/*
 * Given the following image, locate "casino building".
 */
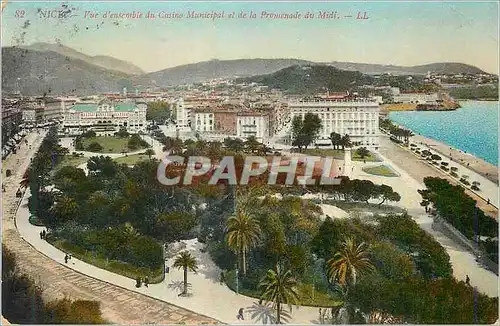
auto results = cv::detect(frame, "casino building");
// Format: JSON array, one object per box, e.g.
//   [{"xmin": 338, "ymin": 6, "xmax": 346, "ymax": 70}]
[{"xmin": 62, "ymin": 99, "xmax": 147, "ymax": 136}]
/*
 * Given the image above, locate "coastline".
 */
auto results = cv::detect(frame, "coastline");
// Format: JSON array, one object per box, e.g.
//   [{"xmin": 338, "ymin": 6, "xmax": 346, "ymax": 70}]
[
  {"xmin": 386, "ymin": 116, "xmax": 498, "ymax": 185},
  {"xmin": 410, "ymin": 133, "xmax": 498, "ymax": 185}
]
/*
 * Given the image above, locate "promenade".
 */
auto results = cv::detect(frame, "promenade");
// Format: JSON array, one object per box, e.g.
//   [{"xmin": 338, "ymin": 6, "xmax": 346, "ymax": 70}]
[{"xmin": 412, "ymin": 134, "xmax": 498, "ymax": 185}]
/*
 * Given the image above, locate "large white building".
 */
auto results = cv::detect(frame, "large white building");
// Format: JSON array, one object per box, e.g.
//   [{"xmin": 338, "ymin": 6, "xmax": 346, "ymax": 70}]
[
  {"xmin": 393, "ymin": 92, "xmax": 439, "ymax": 104},
  {"xmin": 173, "ymin": 98, "xmax": 192, "ymax": 131},
  {"xmin": 288, "ymin": 97, "xmax": 380, "ymax": 149},
  {"xmin": 62, "ymin": 99, "xmax": 147, "ymax": 136},
  {"xmin": 236, "ymin": 112, "xmax": 270, "ymax": 142}
]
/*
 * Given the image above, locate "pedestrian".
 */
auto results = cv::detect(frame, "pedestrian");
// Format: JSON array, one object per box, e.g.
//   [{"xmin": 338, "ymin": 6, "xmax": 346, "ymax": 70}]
[
  {"xmin": 466, "ymin": 274, "xmax": 470, "ymax": 286},
  {"xmin": 220, "ymin": 271, "xmax": 225, "ymax": 285},
  {"xmin": 319, "ymin": 308, "xmax": 322, "ymax": 321},
  {"xmin": 40, "ymin": 231, "xmax": 43, "ymax": 239},
  {"xmin": 237, "ymin": 308, "xmax": 244, "ymax": 320},
  {"xmin": 259, "ymin": 298, "xmax": 263, "ymax": 305},
  {"xmin": 42, "ymin": 230, "xmax": 46, "ymax": 239},
  {"xmin": 487, "ymin": 198, "xmax": 490, "ymax": 205},
  {"xmin": 144, "ymin": 277, "xmax": 149, "ymax": 287},
  {"xmin": 64, "ymin": 254, "xmax": 68, "ymax": 264}
]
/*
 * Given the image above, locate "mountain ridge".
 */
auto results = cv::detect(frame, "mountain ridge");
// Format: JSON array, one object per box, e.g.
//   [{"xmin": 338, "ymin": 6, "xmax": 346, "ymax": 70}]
[
  {"xmin": 21, "ymin": 42, "xmax": 145, "ymax": 75},
  {"xmin": 2, "ymin": 43, "xmax": 491, "ymax": 95}
]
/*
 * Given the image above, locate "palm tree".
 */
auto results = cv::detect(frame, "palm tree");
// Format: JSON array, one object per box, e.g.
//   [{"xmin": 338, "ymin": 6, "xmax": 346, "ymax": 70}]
[
  {"xmin": 173, "ymin": 251, "xmax": 198, "ymax": 296},
  {"xmin": 259, "ymin": 265, "xmax": 299, "ymax": 324},
  {"xmin": 340, "ymin": 134, "xmax": 352, "ymax": 150},
  {"xmin": 50, "ymin": 195, "xmax": 78, "ymax": 220},
  {"xmin": 144, "ymin": 148, "xmax": 155, "ymax": 159},
  {"xmin": 226, "ymin": 211, "xmax": 261, "ymax": 276},
  {"xmin": 245, "ymin": 136, "xmax": 261, "ymax": 154},
  {"xmin": 326, "ymin": 237, "xmax": 374, "ymax": 287}
]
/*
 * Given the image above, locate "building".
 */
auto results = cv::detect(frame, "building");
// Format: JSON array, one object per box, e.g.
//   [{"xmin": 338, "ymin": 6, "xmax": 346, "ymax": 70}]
[
  {"xmin": 173, "ymin": 98, "xmax": 192, "ymax": 131},
  {"xmin": 236, "ymin": 112, "xmax": 270, "ymax": 142},
  {"xmin": 393, "ymin": 91, "xmax": 439, "ymax": 104},
  {"xmin": 193, "ymin": 109, "xmax": 215, "ymax": 132},
  {"xmin": 288, "ymin": 95, "xmax": 380, "ymax": 149},
  {"xmin": 214, "ymin": 110, "xmax": 237, "ymax": 135},
  {"xmin": 62, "ymin": 99, "xmax": 147, "ymax": 136},
  {"xmin": 2, "ymin": 101, "xmax": 23, "ymax": 146}
]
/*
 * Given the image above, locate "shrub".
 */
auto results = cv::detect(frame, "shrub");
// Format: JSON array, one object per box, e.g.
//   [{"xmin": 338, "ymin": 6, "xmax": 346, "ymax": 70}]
[
  {"xmin": 87, "ymin": 142, "xmax": 103, "ymax": 152},
  {"xmin": 44, "ymin": 298, "xmax": 106, "ymax": 324}
]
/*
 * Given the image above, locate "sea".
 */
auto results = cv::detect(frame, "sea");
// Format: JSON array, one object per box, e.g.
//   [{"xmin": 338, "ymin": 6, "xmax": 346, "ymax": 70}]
[{"xmin": 389, "ymin": 101, "xmax": 499, "ymax": 166}]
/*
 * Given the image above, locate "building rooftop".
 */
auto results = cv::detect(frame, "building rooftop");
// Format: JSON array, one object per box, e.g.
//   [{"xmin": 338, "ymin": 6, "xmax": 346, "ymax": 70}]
[{"xmin": 70, "ymin": 103, "xmax": 137, "ymax": 112}]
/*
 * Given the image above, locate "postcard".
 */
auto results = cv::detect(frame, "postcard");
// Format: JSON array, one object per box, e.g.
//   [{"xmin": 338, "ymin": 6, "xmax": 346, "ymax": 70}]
[{"xmin": 1, "ymin": 1, "xmax": 498, "ymax": 325}]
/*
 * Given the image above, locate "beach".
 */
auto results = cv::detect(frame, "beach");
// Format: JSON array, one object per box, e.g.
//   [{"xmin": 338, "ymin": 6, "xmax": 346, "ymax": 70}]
[
  {"xmin": 412, "ymin": 134, "xmax": 499, "ymax": 185},
  {"xmin": 378, "ymin": 134, "xmax": 498, "ymax": 219}
]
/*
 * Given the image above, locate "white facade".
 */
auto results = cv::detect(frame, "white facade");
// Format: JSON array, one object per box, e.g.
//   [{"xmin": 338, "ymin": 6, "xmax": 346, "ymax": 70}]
[
  {"xmin": 174, "ymin": 98, "xmax": 192, "ymax": 131},
  {"xmin": 236, "ymin": 114, "xmax": 269, "ymax": 142},
  {"xmin": 62, "ymin": 101, "xmax": 147, "ymax": 136},
  {"xmin": 194, "ymin": 112, "xmax": 214, "ymax": 132},
  {"xmin": 22, "ymin": 109, "xmax": 36, "ymax": 122},
  {"xmin": 393, "ymin": 92, "xmax": 439, "ymax": 104},
  {"xmin": 288, "ymin": 98, "xmax": 380, "ymax": 149}
]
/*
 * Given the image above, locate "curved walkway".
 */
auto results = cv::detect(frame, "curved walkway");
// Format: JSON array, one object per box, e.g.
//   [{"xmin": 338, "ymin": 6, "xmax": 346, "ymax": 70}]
[
  {"xmin": 16, "ymin": 187, "xmax": 321, "ymax": 324},
  {"xmin": 2, "ymin": 131, "xmax": 218, "ymax": 325}
]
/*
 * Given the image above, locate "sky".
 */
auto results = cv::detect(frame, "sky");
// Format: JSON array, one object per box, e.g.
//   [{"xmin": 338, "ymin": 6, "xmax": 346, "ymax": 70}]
[{"xmin": 1, "ymin": 1, "xmax": 499, "ymax": 74}]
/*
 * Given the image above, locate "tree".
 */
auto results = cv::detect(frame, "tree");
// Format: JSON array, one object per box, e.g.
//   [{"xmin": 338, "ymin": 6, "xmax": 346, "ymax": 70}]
[
  {"xmin": 224, "ymin": 138, "xmax": 245, "ymax": 153},
  {"xmin": 86, "ymin": 142, "xmax": 103, "ymax": 152},
  {"xmin": 144, "ymin": 148, "xmax": 155, "ymax": 159},
  {"xmin": 376, "ymin": 185, "xmax": 401, "ymax": 206},
  {"xmin": 291, "ymin": 114, "xmax": 322, "ymax": 151},
  {"xmin": 355, "ymin": 147, "xmax": 369, "ymax": 159},
  {"xmin": 259, "ymin": 265, "xmax": 299, "ymax": 324},
  {"xmin": 330, "ymin": 132, "xmax": 342, "ymax": 150},
  {"xmin": 326, "ymin": 237, "xmax": 374, "ymax": 287},
  {"xmin": 50, "ymin": 195, "xmax": 78, "ymax": 222},
  {"xmin": 340, "ymin": 134, "xmax": 352, "ymax": 150},
  {"xmin": 226, "ymin": 211, "xmax": 261, "ymax": 276},
  {"xmin": 173, "ymin": 251, "xmax": 198, "ymax": 296},
  {"xmin": 156, "ymin": 211, "xmax": 198, "ymax": 243},
  {"xmin": 87, "ymin": 156, "xmax": 117, "ymax": 178},
  {"xmin": 245, "ymin": 136, "xmax": 261, "ymax": 154},
  {"xmin": 115, "ymin": 127, "xmax": 129, "ymax": 138}
]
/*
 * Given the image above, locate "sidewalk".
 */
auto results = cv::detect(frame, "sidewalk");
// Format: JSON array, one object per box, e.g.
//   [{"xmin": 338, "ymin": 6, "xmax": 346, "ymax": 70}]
[
  {"xmin": 411, "ymin": 137, "xmax": 498, "ymax": 208},
  {"xmin": 16, "ymin": 188, "xmax": 320, "ymax": 324},
  {"xmin": 367, "ymin": 142, "xmax": 498, "ymax": 297}
]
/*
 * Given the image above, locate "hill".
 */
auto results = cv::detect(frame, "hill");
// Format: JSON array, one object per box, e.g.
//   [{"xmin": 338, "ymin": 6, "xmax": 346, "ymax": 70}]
[
  {"xmin": 327, "ymin": 61, "xmax": 486, "ymax": 75},
  {"xmin": 239, "ymin": 65, "xmax": 374, "ymax": 94},
  {"xmin": 2, "ymin": 47, "xmax": 133, "ymax": 96},
  {"xmin": 22, "ymin": 42, "xmax": 145, "ymax": 75},
  {"xmin": 133, "ymin": 58, "xmax": 313, "ymax": 88}
]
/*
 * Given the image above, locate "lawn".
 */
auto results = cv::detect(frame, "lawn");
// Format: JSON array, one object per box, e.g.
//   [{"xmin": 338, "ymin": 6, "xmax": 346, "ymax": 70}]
[
  {"xmin": 362, "ymin": 165, "xmax": 400, "ymax": 177},
  {"xmin": 50, "ymin": 155, "xmax": 88, "ymax": 175},
  {"xmin": 82, "ymin": 136, "xmax": 131, "ymax": 153},
  {"xmin": 224, "ymin": 270, "xmax": 341, "ymax": 307},
  {"xmin": 114, "ymin": 154, "xmax": 151, "ymax": 165},
  {"xmin": 304, "ymin": 148, "xmax": 381, "ymax": 162},
  {"xmin": 48, "ymin": 238, "xmax": 165, "ymax": 284}
]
